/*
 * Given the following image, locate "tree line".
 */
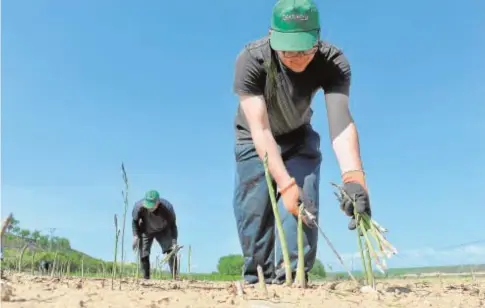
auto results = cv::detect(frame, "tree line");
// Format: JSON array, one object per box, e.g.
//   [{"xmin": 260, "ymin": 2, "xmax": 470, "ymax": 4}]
[
  {"xmin": 216, "ymin": 254, "xmax": 327, "ymax": 279},
  {"xmin": 4, "ymin": 215, "xmax": 71, "ymax": 251}
]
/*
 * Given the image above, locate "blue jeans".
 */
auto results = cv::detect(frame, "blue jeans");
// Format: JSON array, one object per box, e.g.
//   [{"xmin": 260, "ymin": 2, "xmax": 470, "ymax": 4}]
[{"xmin": 233, "ymin": 125, "xmax": 322, "ymax": 284}]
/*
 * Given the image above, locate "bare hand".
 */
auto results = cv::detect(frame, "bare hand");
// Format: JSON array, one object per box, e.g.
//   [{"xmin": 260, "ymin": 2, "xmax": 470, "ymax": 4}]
[
  {"xmin": 281, "ymin": 181, "xmax": 300, "ymax": 216},
  {"xmin": 132, "ymin": 236, "xmax": 139, "ymax": 251},
  {"xmin": 280, "ymin": 178, "xmax": 316, "ymax": 227}
]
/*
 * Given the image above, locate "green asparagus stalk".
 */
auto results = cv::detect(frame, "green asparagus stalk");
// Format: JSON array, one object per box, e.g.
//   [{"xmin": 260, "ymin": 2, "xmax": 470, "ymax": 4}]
[
  {"xmin": 161, "ymin": 245, "xmax": 183, "ymax": 264},
  {"xmin": 112, "ymin": 214, "xmax": 120, "ymax": 290},
  {"xmin": 358, "ymin": 220, "xmax": 375, "ymax": 287},
  {"xmin": 263, "ymin": 153, "xmax": 292, "ymax": 286},
  {"xmin": 356, "ymin": 230, "xmax": 368, "ymax": 283},
  {"xmin": 135, "ymin": 250, "xmax": 140, "ymax": 280},
  {"xmin": 119, "ymin": 163, "xmax": 129, "ymax": 288},
  {"xmin": 330, "ymin": 182, "xmax": 397, "ymax": 288},
  {"xmin": 295, "ymin": 204, "xmax": 306, "ymax": 288},
  {"xmin": 188, "ymin": 245, "xmax": 192, "ymax": 275}
]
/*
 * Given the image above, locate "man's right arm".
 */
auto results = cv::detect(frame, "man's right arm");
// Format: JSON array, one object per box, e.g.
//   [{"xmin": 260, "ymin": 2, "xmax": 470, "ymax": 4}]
[
  {"xmin": 239, "ymin": 95, "xmax": 292, "ymax": 188},
  {"xmin": 234, "ymin": 49, "xmax": 292, "ymax": 189},
  {"xmin": 131, "ymin": 203, "xmax": 142, "ymax": 237}
]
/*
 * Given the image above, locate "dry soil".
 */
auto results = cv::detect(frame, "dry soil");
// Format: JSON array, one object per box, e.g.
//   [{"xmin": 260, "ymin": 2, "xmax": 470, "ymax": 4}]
[{"xmin": 1, "ymin": 272, "xmax": 484, "ymax": 307}]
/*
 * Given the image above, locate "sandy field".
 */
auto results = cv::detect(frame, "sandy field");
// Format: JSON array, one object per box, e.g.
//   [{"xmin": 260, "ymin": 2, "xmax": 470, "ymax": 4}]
[{"xmin": 1, "ymin": 272, "xmax": 484, "ymax": 308}]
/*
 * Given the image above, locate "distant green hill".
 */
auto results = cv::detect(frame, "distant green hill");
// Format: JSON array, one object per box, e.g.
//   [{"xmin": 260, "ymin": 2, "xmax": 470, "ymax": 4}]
[
  {"xmin": 325, "ymin": 263, "xmax": 485, "ymax": 280},
  {"xmin": 386, "ymin": 264, "xmax": 485, "ymax": 275},
  {"xmin": 1, "ymin": 232, "xmax": 108, "ymax": 273},
  {"xmin": 0, "ymin": 215, "xmax": 128, "ymax": 275}
]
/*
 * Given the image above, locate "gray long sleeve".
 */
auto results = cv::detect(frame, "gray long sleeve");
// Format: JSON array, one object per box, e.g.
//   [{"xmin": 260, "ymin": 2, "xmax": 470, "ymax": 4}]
[
  {"xmin": 325, "ymin": 91, "xmax": 354, "ymax": 142},
  {"xmin": 321, "ymin": 49, "xmax": 354, "ymax": 142}
]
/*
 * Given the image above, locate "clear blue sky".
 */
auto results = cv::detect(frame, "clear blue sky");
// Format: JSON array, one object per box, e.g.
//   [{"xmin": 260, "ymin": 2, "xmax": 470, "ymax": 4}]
[{"xmin": 2, "ymin": 0, "xmax": 484, "ymax": 273}]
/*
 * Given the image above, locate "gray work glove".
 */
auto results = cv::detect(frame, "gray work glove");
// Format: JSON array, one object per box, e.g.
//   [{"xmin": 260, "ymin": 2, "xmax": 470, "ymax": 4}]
[{"xmin": 339, "ymin": 182, "xmax": 372, "ymax": 230}]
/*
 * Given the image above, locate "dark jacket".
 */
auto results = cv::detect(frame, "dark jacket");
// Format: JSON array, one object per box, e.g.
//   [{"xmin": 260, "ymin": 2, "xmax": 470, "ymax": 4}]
[{"xmin": 131, "ymin": 198, "xmax": 178, "ymax": 239}]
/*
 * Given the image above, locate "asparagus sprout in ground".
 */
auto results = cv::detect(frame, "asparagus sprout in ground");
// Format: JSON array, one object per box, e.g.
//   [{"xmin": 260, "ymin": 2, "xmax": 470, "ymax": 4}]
[
  {"xmin": 295, "ymin": 204, "xmax": 306, "ymax": 288},
  {"xmin": 188, "ymin": 245, "xmax": 192, "ymax": 275},
  {"xmin": 119, "ymin": 162, "xmax": 129, "ymax": 288},
  {"xmin": 263, "ymin": 153, "xmax": 292, "ymax": 286},
  {"xmin": 256, "ymin": 264, "xmax": 269, "ymax": 297},
  {"xmin": 112, "ymin": 214, "xmax": 121, "ymax": 290},
  {"xmin": 331, "ymin": 182, "xmax": 398, "ymax": 288}
]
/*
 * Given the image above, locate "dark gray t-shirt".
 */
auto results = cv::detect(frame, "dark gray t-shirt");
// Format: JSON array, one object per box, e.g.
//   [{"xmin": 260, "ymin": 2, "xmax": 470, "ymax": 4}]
[{"xmin": 233, "ymin": 36, "xmax": 352, "ymax": 144}]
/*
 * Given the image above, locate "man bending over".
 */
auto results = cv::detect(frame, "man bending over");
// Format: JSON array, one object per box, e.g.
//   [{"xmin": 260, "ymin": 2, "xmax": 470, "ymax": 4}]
[{"xmin": 132, "ymin": 190, "xmax": 179, "ymax": 279}]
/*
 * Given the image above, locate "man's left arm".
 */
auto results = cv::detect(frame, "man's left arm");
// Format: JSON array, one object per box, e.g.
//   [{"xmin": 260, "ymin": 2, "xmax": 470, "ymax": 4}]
[
  {"xmin": 323, "ymin": 51, "xmax": 366, "ymax": 189},
  {"xmin": 325, "ymin": 93, "xmax": 366, "ymax": 189},
  {"xmin": 322, "ymin": 50, "xmax": 371, "ymax": 229},
  {"xmin": 159, "ymin": 199, "xmax": 178, "ymax": 241}
]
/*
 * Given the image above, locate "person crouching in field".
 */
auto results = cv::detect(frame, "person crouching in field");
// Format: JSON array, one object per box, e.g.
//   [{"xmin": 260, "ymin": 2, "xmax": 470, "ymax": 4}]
[
  {"xmin": 132, "ymin": 190, "xmax": 179, "ymax": 280},
  {"xmin": 39, "ymin": 260, "xmax": 53, "ymax": 275},
  {"xmin": 231, "ymin": 0, "xmax": 372, "ymax": 285}
]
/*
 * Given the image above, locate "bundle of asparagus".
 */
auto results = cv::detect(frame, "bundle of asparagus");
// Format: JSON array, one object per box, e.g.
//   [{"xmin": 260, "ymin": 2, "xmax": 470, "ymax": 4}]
[
  {"xmin": 331, "ymin": 183, "xmax": 398, "ymax": 287},
  {"xmin": 263, "ymin": 152, "xmax": 397, "ymax": 289}
]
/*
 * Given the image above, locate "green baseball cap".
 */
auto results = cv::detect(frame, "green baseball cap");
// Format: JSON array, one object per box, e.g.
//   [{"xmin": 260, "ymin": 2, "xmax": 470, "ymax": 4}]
[
  {"xmin": 270, "ymin": 0, "xmax": 320, "ymax": 51},
  {"xmin": 143, "ymin": 190, "xmax": 160, "ymax": 210}
]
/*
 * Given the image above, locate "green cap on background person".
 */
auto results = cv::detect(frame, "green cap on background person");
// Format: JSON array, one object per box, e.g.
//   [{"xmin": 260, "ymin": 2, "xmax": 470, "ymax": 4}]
[
  {"xmin": 143, "ymin": 190, "xmax": 160, "ymax": 210},
  {"xmin": 270, "ymin": 0, "xmax": 321, "ymax": 51}
]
